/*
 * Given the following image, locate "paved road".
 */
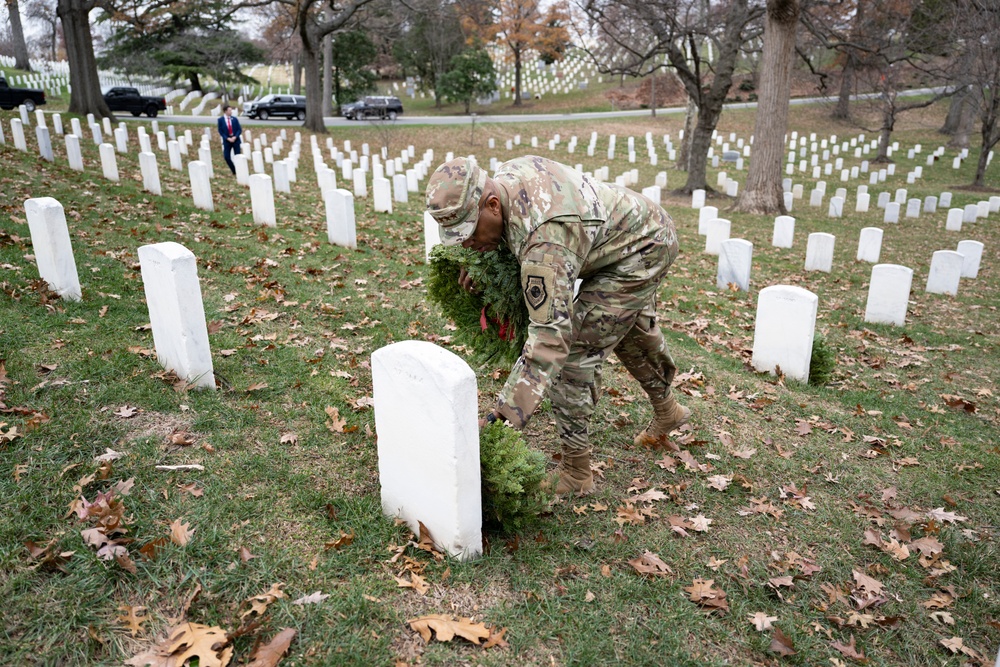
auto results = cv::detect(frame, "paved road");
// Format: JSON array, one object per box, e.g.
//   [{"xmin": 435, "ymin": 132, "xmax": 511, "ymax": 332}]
[{"xmin": 120, "ymin": 87, "xmax": 944, "ymax": 129}]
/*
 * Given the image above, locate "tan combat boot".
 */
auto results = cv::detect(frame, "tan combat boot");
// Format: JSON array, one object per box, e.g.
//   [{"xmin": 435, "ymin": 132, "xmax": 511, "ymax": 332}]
[
  {"xmin": 554, "ymin": 449, "xmax": 596, "ymax": 496},
  {"xmin": 634, "ymin": 395, "xmax": 691, "ymax": 449}
]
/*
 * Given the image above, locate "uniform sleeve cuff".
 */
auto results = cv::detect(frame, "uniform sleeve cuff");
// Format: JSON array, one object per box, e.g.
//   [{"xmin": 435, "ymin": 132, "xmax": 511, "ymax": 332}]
[{"xmin": 496, "ymin": 402, "xmax": 527, "ymax": 430}]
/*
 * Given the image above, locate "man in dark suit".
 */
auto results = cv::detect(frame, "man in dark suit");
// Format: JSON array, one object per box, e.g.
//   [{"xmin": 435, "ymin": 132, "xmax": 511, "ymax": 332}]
[{"xmin": 218, "ymin": 104, "xmax": 242, "ymax": 175}]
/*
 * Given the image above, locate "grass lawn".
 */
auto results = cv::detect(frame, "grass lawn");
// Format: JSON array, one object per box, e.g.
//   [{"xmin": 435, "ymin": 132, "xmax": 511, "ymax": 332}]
[{"xmin": 0, "ymin": 99, "xmax": 998, "ymax": 666}]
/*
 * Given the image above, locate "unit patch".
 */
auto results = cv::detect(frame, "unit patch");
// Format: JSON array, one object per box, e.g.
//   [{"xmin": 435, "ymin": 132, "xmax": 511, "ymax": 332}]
[{"xmin": 522, "ymin": 265, "xmax": 555, "ymax": 323}]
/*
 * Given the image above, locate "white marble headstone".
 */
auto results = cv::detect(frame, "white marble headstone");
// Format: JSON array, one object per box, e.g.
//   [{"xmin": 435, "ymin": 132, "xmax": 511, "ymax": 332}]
[
  {"xmin": 856, "ymin": 227, "xmax": 883, "ymax": 263},
  {"xmin": 751, "ymin": 285, "xmax": 818, "ymax": 383},
  {"xmin": 925, "ymin": 250, "xmax": 963, "ymax": 295},
  {"xmin": 24, "ymin": 197, "xmax": 82, "ymax": 301},
  {"xmin": 865, "ymin": 264, "xmax": 912, "ymax": 326},
  {"xmin": 372, "ymin": 341, "xmax": 482, "ymax": 561},
  {"xmin": 138, "ymin": 242, "xmax": 215, "ymax": 390},
  {"xmin": 956, "ymin": 240, "xmax": 983, "ymax": 279},
  {"xmin": 805, "ymin": 232, "xmax": 835, "ymax": 272},
  {"xmin": 717, "ymin": 239, "xmax": 753, "ymax": 291}
]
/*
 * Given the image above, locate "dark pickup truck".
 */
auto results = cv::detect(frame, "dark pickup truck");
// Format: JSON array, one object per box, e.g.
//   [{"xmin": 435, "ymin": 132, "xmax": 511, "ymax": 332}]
[
  {"xmin": 103, "ymin": 87, "xmax": 167, "ymax": 118},
  {"xmin": 0, "ymin": 75, "xmax": 46, "ymax": 112}
]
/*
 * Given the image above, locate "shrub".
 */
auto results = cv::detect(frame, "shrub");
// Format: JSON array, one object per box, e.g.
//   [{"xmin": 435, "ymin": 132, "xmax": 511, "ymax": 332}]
[
  {"xmin": 480, "ymin": 421, "xmax": 551, "ymax": 532},
  {"xmin": 809, "ymin": 334, "xmax": 836, "ymax": 386}
]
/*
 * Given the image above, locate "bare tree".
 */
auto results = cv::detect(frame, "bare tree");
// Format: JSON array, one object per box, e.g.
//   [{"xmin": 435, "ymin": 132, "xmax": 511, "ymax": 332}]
[
  {"xmin": 25, "ymin": 0, "xmax": 62, "ymax": 61},
  {"xmin": 580, "ymin": 0, "xmax": 764, "ymax": 193},
  {"xmin": 734, "ymin": 0, "xmax": 799, "ymax": 214},
  {"xmin": 57, "ymin": 0, "xmax": 113, "ymax": 117},
  {"xmin": 5, "ymin": 0, "xmax": 33, "ymax": 70},
  {"xmin": 953, "ymin": 0, "xmax": 1000, "ymax": 187}
]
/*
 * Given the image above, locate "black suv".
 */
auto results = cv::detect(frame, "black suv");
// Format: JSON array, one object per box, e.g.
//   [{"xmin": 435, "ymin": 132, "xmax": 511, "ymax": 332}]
[
  {"xmin": 246, "ymin": 94, "xmax": 307, "ymax": 120},
  {"xmin": 103, "ymin": 87, "xmax": 166, "ymax": 117},
  {"xmin": 343, "ymin": 96, "xmax": 403, "ymax": 121}
]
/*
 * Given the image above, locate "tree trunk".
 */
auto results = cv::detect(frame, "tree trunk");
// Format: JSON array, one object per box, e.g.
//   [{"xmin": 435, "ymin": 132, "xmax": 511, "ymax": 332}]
[
  {"xmin": 833, "ymin": 53, "xmax": 854, "ymax": 120},
  {"xmin": 301, "ymin": 39, "xmax": 325, "ymax": 132},
  {"xmin": 948, "ymin": 87, "xmax": 979, "ymax": 149},
  {"xmin": 650, "ymin": 73, "xmax": 656, "ymax": 117},
  {"xmin": 292, "ymin": 53, "xmax": 303, "ymax": 95},
  {"xmin": 680, "ymin": 108, "xmax": 719, "ymax": 194},
  {"xmin": 513, "ymin": 48, "xmax": 522, "ymax": 106},
  {"xmin": 735, "ymin": 0, "xmax": 799, "ymax": 214},
  {"xmin": 876, "ymin": 116, "xmax": 894, "ymax": 162},
  {"xmin": 940, "ymin": 86, "xmax": 970, "ymax": 135},
  {"xmin": 6, "ymin": 0, "xmax": 32, "ymax": 71},
  {"xmin": 57, "ymin": 0, "xmax": 112, "ymax": 118},
  {"xmin": 973, "ymin": 94, "xmax": 999, "ymax": 187},
  {"xmin": 676, "ymin": 74, "xmax": 696, "ymax": 171},
  {"xmin": 322, "ymin": 31, "xmax": 333, "ymax": 117},
  {"xmin": 189, "ymin": 72, "xmax": 202, "ymax": 92}
]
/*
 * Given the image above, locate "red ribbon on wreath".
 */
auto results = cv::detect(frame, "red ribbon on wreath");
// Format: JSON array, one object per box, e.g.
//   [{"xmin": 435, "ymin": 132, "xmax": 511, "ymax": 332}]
[{"xmin": 480, "ymin": 306, "xmax": 516, "ymax": 341}]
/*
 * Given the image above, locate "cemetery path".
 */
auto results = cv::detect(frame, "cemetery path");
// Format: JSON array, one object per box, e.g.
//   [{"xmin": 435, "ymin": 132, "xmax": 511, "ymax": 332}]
[{"xmin": 114, "ymin": 87, "xmax": 946, "ymax": 128}]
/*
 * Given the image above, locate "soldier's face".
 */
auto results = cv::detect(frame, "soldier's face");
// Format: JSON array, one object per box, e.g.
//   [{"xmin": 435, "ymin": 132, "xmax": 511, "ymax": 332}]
[{"xmin": 461, "ymin": 181, "xmax": 504, "ymax": 252}]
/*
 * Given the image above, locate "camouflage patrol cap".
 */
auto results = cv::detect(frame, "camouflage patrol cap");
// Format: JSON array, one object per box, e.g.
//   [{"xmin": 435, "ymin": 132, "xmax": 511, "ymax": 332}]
[{"xmin": 425, "ymin": 156, "xmax": 487, "ymax": 245}]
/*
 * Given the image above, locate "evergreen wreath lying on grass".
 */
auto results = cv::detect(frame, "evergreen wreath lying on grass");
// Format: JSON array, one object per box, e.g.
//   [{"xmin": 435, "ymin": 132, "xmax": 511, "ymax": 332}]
[
  {"xmin": 427, "ymin": 245, "xmax": 528, "ymax": 366},
  {"xmin": 479, "ymin": 421, "xmax": 551, "ymax": 532}
]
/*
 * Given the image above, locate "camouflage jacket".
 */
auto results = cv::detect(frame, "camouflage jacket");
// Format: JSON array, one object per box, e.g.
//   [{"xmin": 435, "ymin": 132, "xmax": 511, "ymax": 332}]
[{"xmin": 493, "ymin": 156, "xmax": 679, "ymax": 429}]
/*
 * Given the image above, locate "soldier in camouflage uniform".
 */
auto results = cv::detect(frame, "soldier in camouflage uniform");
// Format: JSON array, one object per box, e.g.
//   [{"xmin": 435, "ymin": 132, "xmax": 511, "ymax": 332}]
[{"xmin": 426, "ymin": 155, "xmax": 690, "ymax": 495}]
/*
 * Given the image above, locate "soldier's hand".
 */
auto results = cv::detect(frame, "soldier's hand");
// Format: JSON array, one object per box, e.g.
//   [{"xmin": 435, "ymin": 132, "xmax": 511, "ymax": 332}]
[{"xmin": 458, "ymin": 268, "xmax": 480, "ymax": 294}]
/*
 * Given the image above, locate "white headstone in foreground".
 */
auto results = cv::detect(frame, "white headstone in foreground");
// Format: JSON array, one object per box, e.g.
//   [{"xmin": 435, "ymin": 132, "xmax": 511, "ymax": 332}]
[
  {"xmin": 857, "ymin": 227, "xmax": 883, "ymax": 263},
  {"xmin": 751, "ymin": 285, "xmax": 818, "ymax": 383},
  {"xmin": 249, "ymin": 173, "xmax": 276, "ymax": 227},
  {"xmin": 234, "ymin": 154, "xmax": 250, "ymax": 186},
  {"xmin": 945, "ymin": 208, "xmax": 963, "ymax": 231},
  {"xmin": 424, "ymin": 211, "xmax": 441, "ymax": 264},
  {"xmin": 963, "ymin": 204, "xmax": 978, "ymax": 223},
  {"xmin": 692, "ymin": 189, "xmax": 705, "ymax": 208},
  {"xmin": 273, "ymin": 160, "xmax": 291, "ymax": 194},
  {"xmin": 138, "ymin": 242, "xmax": 215, "ymax": 390},
  {"xmin": 704, "ymin": 218, "xmax": 731, "ymax": 255},
  {"xmin": 925, "ymin": 250, "xmax": 963, "ymax": 295},
  {"xmin": 188, "ymin": 161, "xmax": 214, "ymax": 211},
  {"xmin": 772, "ymin": 215, "xmax": 794, "ymax": 248},
  {"xmin": 139, "ymin": 152, "xmax": 162, "ymax": 196},
  {"xmin": 865, "ymin": 264, "xmax": 912, "ymax": 326},
  {"xmin": 98, "ymin": 143, "xmax": 119, "ymax": 182},
  {"xmin": 940, "ymin": 192, "xmax": 953, "ymax": 208},
  {"xmin": 717, "ymin": 238, "xmax": 753, "ymax": 291},
  {"xmin": 24, "ymin": 197, "xmax": 82, "ymax": 301},
  {"xmin": 828, "ymin": 196, "xmax": 844, "ymax": 218},
  {"xmin": 956, "ymin": 240, "xmax": 983, "ymax": 279},
  {"xmin": 698, "ymin": 206, "xmax": 718, "ymax": 236},
  {"xmin": 325, "ymin": 188, "xmax": 357, "ymax": 249},
  {"xmin": 372, "ymin": 340, "xmax": 482, "ymax": 561},
  {"xmin": 805, "ymin": 232, "xmax": 835, "ymax": 272},
  {"xmin": 856, "ymin": 193, "xmax": 870, "ymax": 212},
  {"xmin": 884, "ymin": 202, "xmax": 900, "ymax": 223},
  {"xmin": 373, "ymin": 176, "xmax": 392, "ymax": 213},
  {"xmin": 65, "ymin": 134, "xmax": 83, "ymax": 171},
  {"xmin": 35, "ymin": 126, "xmax": 53, "ymax": 162}
]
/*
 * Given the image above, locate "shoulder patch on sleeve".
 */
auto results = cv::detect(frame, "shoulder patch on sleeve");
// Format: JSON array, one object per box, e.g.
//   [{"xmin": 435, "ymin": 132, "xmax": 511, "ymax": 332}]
[{"xmin": 522, "ymin": 265, "xmax": 555, "ymax": 323}]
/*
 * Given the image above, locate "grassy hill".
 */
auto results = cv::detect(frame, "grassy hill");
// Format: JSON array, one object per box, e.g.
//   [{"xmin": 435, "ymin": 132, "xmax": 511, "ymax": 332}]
[{"xmin": 0, "ymin": 101, "xmax": 997, "ymax": 666}]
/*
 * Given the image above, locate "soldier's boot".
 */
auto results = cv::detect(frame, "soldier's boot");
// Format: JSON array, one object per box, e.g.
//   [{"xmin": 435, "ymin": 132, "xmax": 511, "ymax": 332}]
[
  {"xmin": 634, "ymin": 395, "xmax": 690, "ymax": 449},
  {"xmin": 554, "ymin": 448, "xmax": 596, "ymax": 496}
]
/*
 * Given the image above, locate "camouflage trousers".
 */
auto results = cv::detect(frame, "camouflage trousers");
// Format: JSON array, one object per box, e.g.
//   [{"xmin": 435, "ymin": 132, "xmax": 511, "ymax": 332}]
[{"xmin": 550, "ymin": 294, "xmax": 677, "ymax": 455}]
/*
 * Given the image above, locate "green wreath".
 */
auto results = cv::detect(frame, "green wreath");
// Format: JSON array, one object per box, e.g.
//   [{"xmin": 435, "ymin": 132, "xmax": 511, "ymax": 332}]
[{"xmin": 427, "ymin": 245, "xmax": 529, "ymax": 366}]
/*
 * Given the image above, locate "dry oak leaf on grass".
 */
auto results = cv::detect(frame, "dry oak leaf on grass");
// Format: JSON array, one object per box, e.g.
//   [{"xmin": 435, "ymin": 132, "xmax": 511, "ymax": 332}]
[
  {"xmin": 831, "ymin": 634, "xmax": 867, "ymax": 662},
  {"xmin": 118, "ymin": 605, "xmax": 149, "ymax": 637},
  {"xmin": 769, "ymin": 626, "xmax": 797, "ymax": 656},
  {"xmin": 628, "ymin": 551, "xmax": 673, "ymax": 577},
  {"xmin": 407, "ymin": 614, "xmax": 492, "ymax": 646},
  {"xmin": 170, "ymin": 519, "xmax": 195, "ymax": 547},
  {"xmin": 125, "ymin": 622, "xmax": 232, "ymax": 667},
  {"xmin": 325, "ymin": 406, "xmax": 347, "ymax": 433},
  {"xmin": 749, "ymin": 612, "xmax": 777, "ymax": 631},
  {"xmin": 241, "ymin": 583, "xmax": 286, "ymax": 622},
  {"xmin": 246, "ymin": 628, "xmax": 297, "ymax": 667},
  {"xmin": 683, "ymin": 578, "xmax": 729, "ymax": 614}
]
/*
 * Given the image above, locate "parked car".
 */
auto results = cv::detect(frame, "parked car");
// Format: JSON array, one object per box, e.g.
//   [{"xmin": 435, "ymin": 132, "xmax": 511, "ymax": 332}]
[
  {"xmin": 0, "ymin": 75, "xmax": 46, "ymax": 112},
  {"xmin": 103, "ymin": 87, "xmax": 166, "ymax": 118},
  {"xmin": 245, "ymin": 94, "xmax": 307, "ymax": 120},
  {"xmin": 342, "ymin": 96, "xmax": 403, "ymax": 121}
]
